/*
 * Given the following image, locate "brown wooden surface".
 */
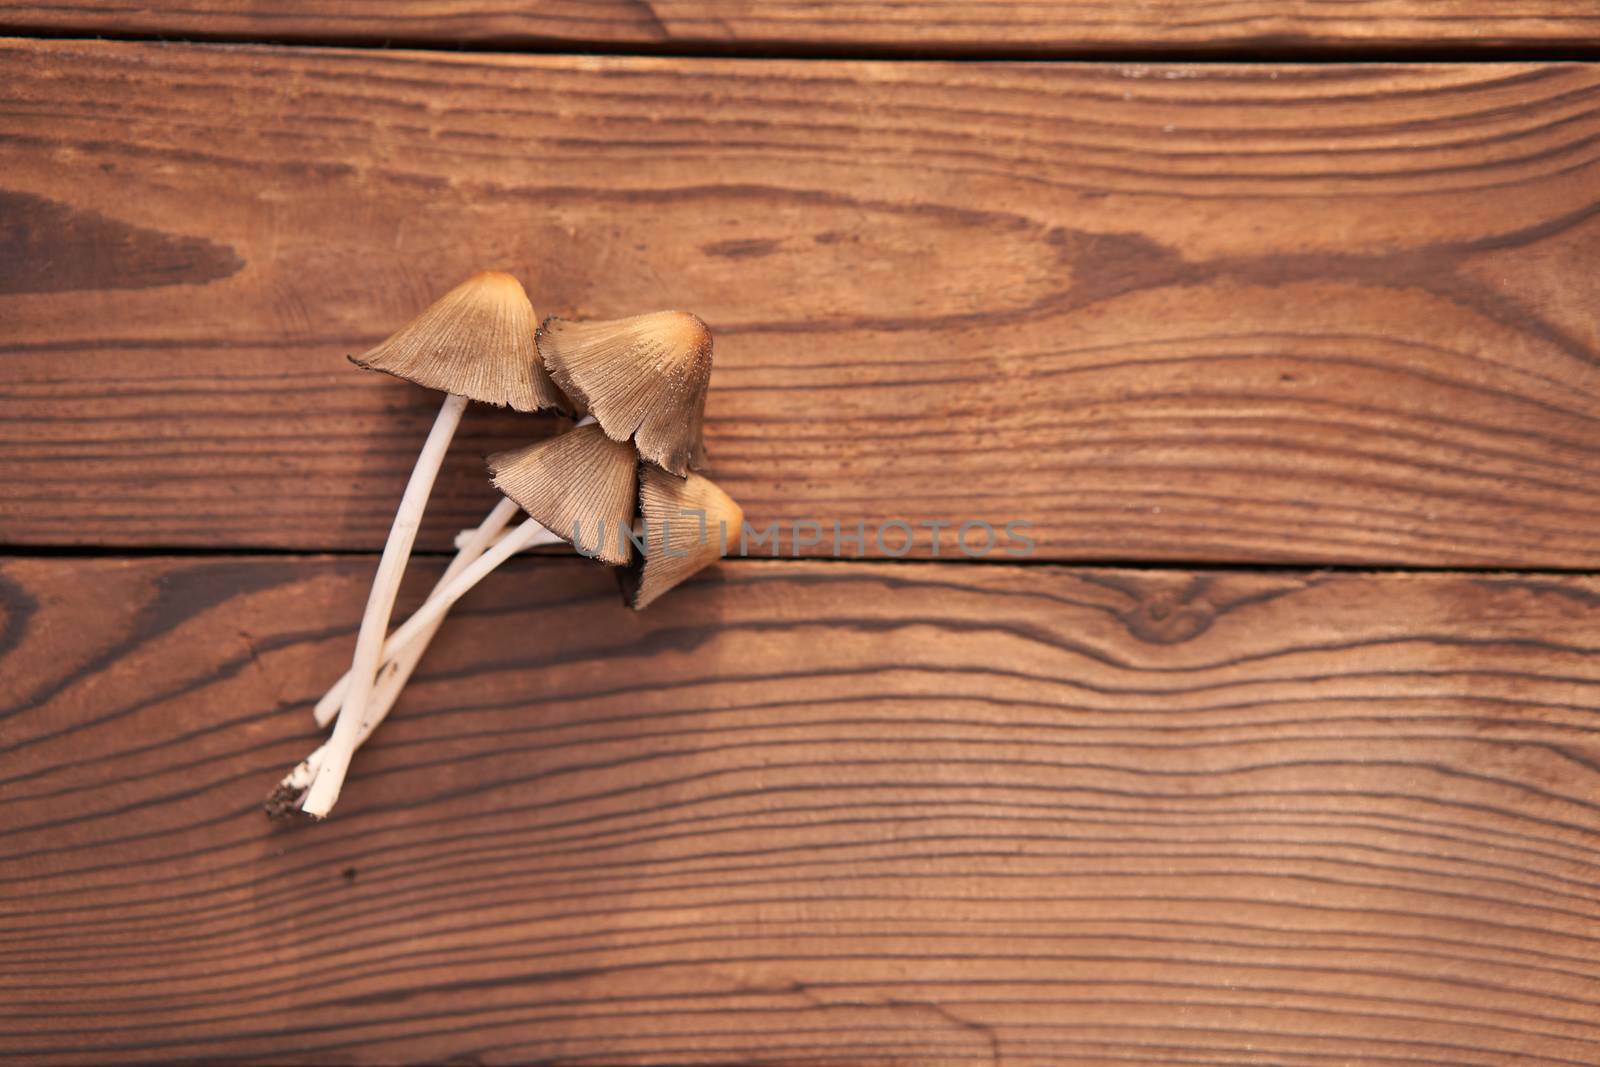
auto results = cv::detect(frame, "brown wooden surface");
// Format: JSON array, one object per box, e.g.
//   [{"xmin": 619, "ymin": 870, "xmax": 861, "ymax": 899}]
[
  {"xmin": 4, "ymin": 554, "xmax": 1600, "ymax": 1065},
  {"xmin": 4, "ymin": 1, "xmax": 1600, "ymax": 53},
  {"xmin": 5, "ymin": 10, "xmax": 1600, "ymax": 1065},
  {"xmin": 3, "ymin": 41, "xmax": 1600, "ymax": 565}
]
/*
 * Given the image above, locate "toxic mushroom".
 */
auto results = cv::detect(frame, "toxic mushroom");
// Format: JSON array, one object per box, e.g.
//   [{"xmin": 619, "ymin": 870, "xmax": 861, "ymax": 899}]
[
  {"xmin": 536, "ymin": 311, "xmax": 712, "ymax": 477},
  {"xmin": 623, "ymin": 466, "xmax": 744, "ymax": 610},
  {"xmin": 302, "ymin": 271, "xmax": 566, "ymax": 819}
]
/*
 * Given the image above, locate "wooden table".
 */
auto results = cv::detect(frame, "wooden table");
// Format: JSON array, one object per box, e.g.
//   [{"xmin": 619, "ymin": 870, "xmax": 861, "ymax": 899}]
[{"xmin": 4, "ymin": 6, "xmax": 1600, "ymax": 1064}]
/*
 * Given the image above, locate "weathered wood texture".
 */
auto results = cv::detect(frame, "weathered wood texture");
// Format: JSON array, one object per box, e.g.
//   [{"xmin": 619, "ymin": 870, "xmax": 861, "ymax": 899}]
[
  {"xmin": 4, "ymin": 1, "xmax": 1600, "ymax": 53},
  {"xmin": 3, "ymin": 42, "xmax": 1600, "ymax": 565},
  {"xmin": 3, "ymin": 555, "xmax": 1600, "ymax": 1064}
]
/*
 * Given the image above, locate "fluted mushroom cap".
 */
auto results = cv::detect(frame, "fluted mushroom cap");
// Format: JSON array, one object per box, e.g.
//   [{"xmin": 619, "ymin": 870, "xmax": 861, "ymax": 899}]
[
  {"xmin": 352, "ymin": 272, "xmax": 569, "ymax": 412},
  {"xmin": 488, "ymin": 423, "xmax": 638, "ymax": 566},
  {"xmin": 621, "ymin": 466, "xmax": 743, "ymax": 610},
  {"xmin": 536, "ymin": 311, "xmax": 712, "ymax": 476}
]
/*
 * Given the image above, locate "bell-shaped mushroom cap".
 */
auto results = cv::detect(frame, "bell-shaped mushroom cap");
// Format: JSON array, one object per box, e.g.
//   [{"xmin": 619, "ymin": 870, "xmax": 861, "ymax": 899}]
[
  {"xmin": 352, "ymin": 272, "xmax": 568, "ymax": 412},
  {"xmin": 621, "ymin": 466, "xmax": 743, "ymax": 610},
  {"xmin": 488, "ymin": 423, "xmax": 638, "ymax": 566},
  {"xmin": 536, "ymin": 311, "xmax": 712, "ymax": 476}
]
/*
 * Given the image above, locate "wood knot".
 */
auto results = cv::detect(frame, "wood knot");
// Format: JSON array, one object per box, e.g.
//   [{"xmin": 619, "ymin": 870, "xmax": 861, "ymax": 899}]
[{"xmin": 1122, "ymin": 589, "xmax": 1214, "ymax": 644}]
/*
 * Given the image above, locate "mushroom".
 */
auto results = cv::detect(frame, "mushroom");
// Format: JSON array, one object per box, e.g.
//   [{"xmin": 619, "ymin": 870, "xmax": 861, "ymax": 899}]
[
  {"xmin": 307, "ymin": 410, "xmax": 612, "ymax": 733},
  {"xmin": 451, "ymin": 465, "xmax": 745, "ymax": 611},
  {"xmin": 302, "ymin": 424, "xmax": 641, "ymax": 706},
  {"xmin": 536, "ymin": 311, "xmax": 712, "ymax": 477},
  {"xmin": 302, "ymin": 271, "xmax": 566, "ymax": 819},
  {"xmin": 271, "ymin": 464, "xmax": 742, "ymax": 819},
  {"xmin": 368, "ymin": 309, "xmax": 723, "ymax": 626},
  {"xmin": 488, "ymin": 422, "xmax": 640, "ymax": 566},
  {"xmin": 622, "ymin": 466, "xmax": 744, "ymax": 610}
]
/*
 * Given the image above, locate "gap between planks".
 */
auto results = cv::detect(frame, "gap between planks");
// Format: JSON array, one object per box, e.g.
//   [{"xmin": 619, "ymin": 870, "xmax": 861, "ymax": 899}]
[
  {"xmin": 3, "ymin": 546, "xmax": 1600, "ymax": 581},
  {"xmin": 5, "ymin": 26, "xmax": 1600, "ymax": 62},
  {"xmin": 6, "ymin": 25, "xmax": 1600, "ymax": 62}
]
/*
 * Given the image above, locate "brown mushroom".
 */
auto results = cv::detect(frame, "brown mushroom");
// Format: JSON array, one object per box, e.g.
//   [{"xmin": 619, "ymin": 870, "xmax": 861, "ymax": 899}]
[
  {"xmin": 303, "ymin": 271, "xmax": 566, "ymax": 819},
  {"xmin": 352, "ymin": 271, "xmax": 566, "ymax": 411},
  {"xmin": 488, "ymin": 423, "xmax": 639, "ymax": 567},
  {"xmin": 622, "ymin": 466, "xmax": 744, "ymax": 610},
  {"xmin": 536, "ymin": 311, "xmax": 711, "ymax": 477}
]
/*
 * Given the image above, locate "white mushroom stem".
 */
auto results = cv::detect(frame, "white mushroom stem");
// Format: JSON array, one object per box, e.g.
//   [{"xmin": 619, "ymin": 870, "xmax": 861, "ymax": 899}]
[
  {"xmin": 451, "ymin": 526, "xmax": 528, "ymax": 552},
  {"xmin": 312, "ymin": 416, "xmax": 598, "ymax": 729},
  {"xmin": 279, "ymin": 502, "xmax": 562, "ymax": 801},
  {"xmin": 301, "ymin": 516, "xmax": 555, "ymax": 743},
  {"xmin": 302, "ymin": 391, "xmax": 469, "ymax": 818},
  {"xmin": 313, "ymin": 496, "xmax": 521, "ymax": 729},
  {"xmin": 454, "ymin": 526, "xmax": 505, "ymax": 551}
]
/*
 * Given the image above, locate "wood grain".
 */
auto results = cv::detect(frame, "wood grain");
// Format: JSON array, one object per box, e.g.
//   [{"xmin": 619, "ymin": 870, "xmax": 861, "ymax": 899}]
[
  {"xmin": 3, "ymin": 555, "xmax": 1600, "ymax": 1064},
  {"xmin": 3, "ymin": 41, "xmax": 1600, "ymax": 565},
  {"xmin": 4, "ymin": 1, "xmax": 1600, "ymax": 54}
]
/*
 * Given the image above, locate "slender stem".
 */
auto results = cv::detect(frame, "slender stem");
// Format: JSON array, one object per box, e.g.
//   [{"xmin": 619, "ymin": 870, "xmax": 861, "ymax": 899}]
[
  {"xmin": 314, "ymin": 517, "xmax": 549, "ymax": 703},
  {"xmin": 320, "ymin": 507, "xmax": 562, "ymax": 731},
  {"xmin": 338, "ymin": 412, "xmax": 601, "ymax": 721},
  {"xmin": 302, "ymin": 392, "xmax": 469, "ymax": 818},
  {"xmin": 275, "ymin": 510, "xmax": 562, "ymax": 807},
  {"xmin": 313, "ymin": 496, "xmax": 522, "ymax": 728},
  {"xmin": 274, "ymin": 743, "xmax": 323, "ymax": 798},
  {"xmin": 452, "ymin": 527, "xmax": 516, "ymax": 552},
  {"xmin": 453, "ymin": 527, "xmax": 490, "ymax": 551}
]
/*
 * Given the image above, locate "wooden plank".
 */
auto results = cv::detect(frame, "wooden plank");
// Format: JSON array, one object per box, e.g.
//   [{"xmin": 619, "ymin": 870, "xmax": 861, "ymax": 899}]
[
  {"xmin": 4, "ymin": 1, "xmax": 1600, "ymax": 53},
  {"xmin": 3, "ymin": 554, "xmax": 1600, "ymax": 1064},
  {"xmin": 2, "ymin": 41, "xmax": 1600, "ymax": 564}
]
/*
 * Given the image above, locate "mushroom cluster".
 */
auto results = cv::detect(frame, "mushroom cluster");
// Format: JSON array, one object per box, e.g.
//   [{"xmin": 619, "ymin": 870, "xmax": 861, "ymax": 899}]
[{"xmin": 272, "ymin": 273, "xmax": 742, "ymax": 820}]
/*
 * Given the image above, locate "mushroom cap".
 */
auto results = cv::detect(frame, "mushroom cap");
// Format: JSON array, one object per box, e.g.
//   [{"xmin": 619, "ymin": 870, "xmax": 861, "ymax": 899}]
[
  {"xmin": 352, "ymin": 272, "xmax": 569, "ymax": 412},
  {"xmin": 536, "ymin": 311, "xmax": 712, "ymax": 476},
  {"xmin": 488, "ymin": 423, "xmax": 639, "ymax": 566},
  {"xmin": 621, "ymin": 466, "xmax": 743, "ymax": 610}
]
